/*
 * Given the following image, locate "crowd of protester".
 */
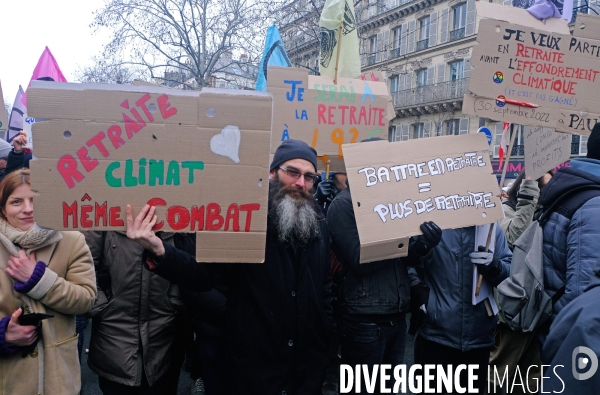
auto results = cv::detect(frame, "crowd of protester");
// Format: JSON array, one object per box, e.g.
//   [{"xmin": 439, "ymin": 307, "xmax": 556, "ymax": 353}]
[{"xmin": 2, "ymin": 126, "xmax": 600, "ymax": 394}]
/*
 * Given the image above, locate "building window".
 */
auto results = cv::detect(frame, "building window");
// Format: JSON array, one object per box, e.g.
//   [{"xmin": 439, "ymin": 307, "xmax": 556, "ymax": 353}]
[
  {"xmin": 449, "ymin": 60, "xmax": 464, "ymax": 81},
  {"xmin": 568, "ymin": 134, "xmax": 588, "ymax": 155},
  {"xmin": 368, "ymin": 0, "xmax": 377, "ymax": 18},
  {"xmin": 416, "ymin": 68, "xmax": 428, "ymax": 87},
  {"xmin": 512, "ymin": 126, "xmax": 525, "ymax": 157},
  {"xmin": 393, "ymin": 125, "xmax": 410, "ymax": 141},
  {"xmin": 391, "ymin": 26, "xmax": 402, "ymax": 58},
  {"xmin": 413, "ymin": 123, "xmax": 429, "ymax": 139},
  {"xmin": 419, "ymin": 16, "xmax": 430, "ymax": 41},
  {"xmin": 451, "ymin": 3, "xmax": 467, "ymax": 41},
  {"xmin": 390, "ymin": 75, "xmax": 399, "ymax": 93},
  {"xmin": 446, "ymin": 119, "xmax": 460, "ymax": 135},
  {"xmin": 493, "ymin": 123, "xmax": 525, "ymax": 157},
  {"xmin": 417, "ymin": 16, "xmax": 430, "ymax": 50},
  {"xmin": 368, "ymin": 35, "xmax": 377, "ymax": 65}
]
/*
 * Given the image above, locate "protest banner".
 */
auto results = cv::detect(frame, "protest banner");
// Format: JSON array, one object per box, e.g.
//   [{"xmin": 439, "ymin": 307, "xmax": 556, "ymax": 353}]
[
  {"xmin": 22, "ymin": 114, "xmax": 35, "ymax": 149},
  {"xmin": 255, "ymin": 25, "xmax": 292, "ymax": 92},
  {"xmin": 6, "ymin": 86, "xmax": 26, "ymax": 143},
  {"xmin": 0, "ymin": 80, "xmax": 8, "ymax": 136},
  {"xmin": 524, "ymin": 126, "xmax": 571, "ymax": 180},
  {"xmin": 342, "ymin": 134, "xmax": 503, "ymax": 263},
  {"xmin": 463, "ymin": 2, "xmax": 600, "ymax": 135},
  {"xmin": 268, "ymin": 66, "xmax": 393, "ymax": 171},
  {"xmin": 27, "ymin": 81, "xmax": 272, "ymax": 263}
]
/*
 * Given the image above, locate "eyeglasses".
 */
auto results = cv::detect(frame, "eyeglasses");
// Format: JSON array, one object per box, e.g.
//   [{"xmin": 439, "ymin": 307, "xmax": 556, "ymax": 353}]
[{"xmin": 279, "ymin": 165, "xmax": 318, "ymax": 184}]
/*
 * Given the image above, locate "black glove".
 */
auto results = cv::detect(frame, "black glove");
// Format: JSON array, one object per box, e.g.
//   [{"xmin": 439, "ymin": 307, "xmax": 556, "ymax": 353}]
[
  {"xmin": 314, "ymin": 179, "xmax": 338, "ymax": 205},
  {"xmin": 413, "ymin": 221, "xmax": 442, "ymax": 257},
  {"xmin": 408, "ymin": 282, "xmax": 429, "ymax": 335},
  {"xmin": 409, "ymin": 282, "xmax": 429, "ymax": 313},
  {"xmin": 313, "ymin": 173, "xmax": 323, "ymax": 190},
  {"xmin": 471, "ymin": 246, "xmax": 502, "ymax": 278}
]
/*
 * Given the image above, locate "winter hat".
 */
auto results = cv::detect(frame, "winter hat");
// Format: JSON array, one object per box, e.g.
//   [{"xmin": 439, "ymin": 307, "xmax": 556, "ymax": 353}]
[
  {"xmin": 587, "ymin": 123, "xmax": 600, "ymax": 160},
  {"xmin": 0, "ymin": 140, "xmax": 12, "ymax": 159},
  {"xmin": 502, "ymin": 182, "xmax": 513, "ymax": 192},
  {"xmin": 270, "ymin": 139, "xmax": 317, "ymax": 172}
]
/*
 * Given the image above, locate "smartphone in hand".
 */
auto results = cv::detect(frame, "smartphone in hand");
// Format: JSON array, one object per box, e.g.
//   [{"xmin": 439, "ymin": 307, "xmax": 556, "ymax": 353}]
[{"xmin": 18, "ymin": 308, "xmax": 53, "ymax": 326}]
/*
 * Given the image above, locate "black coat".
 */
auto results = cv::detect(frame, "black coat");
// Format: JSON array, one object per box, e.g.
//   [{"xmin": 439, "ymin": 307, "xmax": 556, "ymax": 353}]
[
  {"xmin": 153, "ymin": 211, "xmax": 333, "ymax": 395},
  {"xmin": 173, "ymin": 234, "xmax": 228, "ymax": 340},
  {"xmin": 0, "ymin": 149, "xmax": 26, "ymax": 182},
  {"xmin": 327, "ymin": 188, "xmax": 410, "ymax": 317}
]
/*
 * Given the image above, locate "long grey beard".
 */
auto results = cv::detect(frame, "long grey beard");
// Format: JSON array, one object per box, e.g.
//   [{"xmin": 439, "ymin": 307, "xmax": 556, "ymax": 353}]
[{"xmin": 274, "ymin": 194, "xmax": 318, "ymax": 245}]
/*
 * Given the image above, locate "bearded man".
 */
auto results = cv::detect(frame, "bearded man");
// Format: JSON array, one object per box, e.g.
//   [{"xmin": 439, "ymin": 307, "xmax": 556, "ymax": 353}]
[{"xmin": 125, "ymin": 139, "xmax": 333, "ymax": 395}]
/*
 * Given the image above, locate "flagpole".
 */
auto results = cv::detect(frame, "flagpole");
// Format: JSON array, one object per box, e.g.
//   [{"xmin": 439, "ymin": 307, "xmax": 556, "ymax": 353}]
[
  {"xmin": 475, "ymin": 123, "xmax": 517, "ymax": 298},
  {"xmin": 499, "ymin": 124, "xmax": 518, "ymax": 189},
  {"xmin": 333, "ymin": 24, "xmax": 343, "ymax": 85}
]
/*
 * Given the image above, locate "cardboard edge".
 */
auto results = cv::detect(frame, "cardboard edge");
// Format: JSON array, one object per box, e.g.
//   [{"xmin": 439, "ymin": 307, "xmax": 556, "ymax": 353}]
[
  {"xmin": 359, "ymin": 238, "xmax": 409, "ymax": 263},
  {"xmin": 476, "ymin": 2, "xmax": 570, "ymax": 34}
]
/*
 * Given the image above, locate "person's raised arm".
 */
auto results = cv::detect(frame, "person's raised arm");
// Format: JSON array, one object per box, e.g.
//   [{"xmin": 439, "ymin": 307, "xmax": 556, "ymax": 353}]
[{"xmin": 125, "ymin": 204, "xmax": 212, "ymax": 290}]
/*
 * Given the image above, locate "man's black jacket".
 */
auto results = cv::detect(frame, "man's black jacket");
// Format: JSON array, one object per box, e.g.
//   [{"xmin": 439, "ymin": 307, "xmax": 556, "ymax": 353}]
[
  {"xmin": 152, "ymin": 211, "xmax": 333, "ymax": 395},
  {"xmin": 327, "ymin": 187, "xmax": 410, "ymax": 317}
]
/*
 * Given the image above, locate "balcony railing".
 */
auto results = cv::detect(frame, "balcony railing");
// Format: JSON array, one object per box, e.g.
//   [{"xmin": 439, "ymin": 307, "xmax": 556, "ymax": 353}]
[
  {"xmin": 390, "ymin": 47, "xmax": 401, "ymax": 58},
  {"xmin": 367, "ymin": 55, "xmax": 376, "ymax": 65},
  {"xmin": 511, "ymin": 144, "xmax": 525, "ymax": 157},
  {"xmin": 358, "ymin": 0, "xmax": 416, "ymax": 23},
  {"xmin": 416, "ymin": 38, "xmax": 429, "ymax": 51},
  {"xmin": 450, "ymin": 27, "xmax": 465, "ymax": 42},
  {"xmin": 393, "ymin": 77, "xmax": 470, "ymax": 108}
]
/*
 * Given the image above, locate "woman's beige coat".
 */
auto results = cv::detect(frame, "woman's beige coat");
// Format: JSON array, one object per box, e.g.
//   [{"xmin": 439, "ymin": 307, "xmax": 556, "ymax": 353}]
[{"xmin": 0, "ymin": 231, "xmax": 96, "ymax": 395}]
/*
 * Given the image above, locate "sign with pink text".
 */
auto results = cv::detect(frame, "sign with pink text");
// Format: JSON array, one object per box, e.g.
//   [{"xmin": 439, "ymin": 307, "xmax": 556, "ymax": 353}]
[
  {"xmin": 268, "ymin": 66, "xmax": 393, "ymax": 171},
  {"xmin": 27, "ymin": 81, "xmax": 272, "ymax": 263},
  {"xmin": 463, "ymin": 2, "xmax": 600, "ymax": 135}
]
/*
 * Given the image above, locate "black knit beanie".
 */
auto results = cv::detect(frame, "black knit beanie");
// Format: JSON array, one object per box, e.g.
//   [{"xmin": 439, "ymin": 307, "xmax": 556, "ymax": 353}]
[
  {"xmin": 588, "ymin": 123, "xmax": 600, "ymax": 160},
  {"xmin": 270, "ymin": 139, "xmax": 318, "ymax": 172}
]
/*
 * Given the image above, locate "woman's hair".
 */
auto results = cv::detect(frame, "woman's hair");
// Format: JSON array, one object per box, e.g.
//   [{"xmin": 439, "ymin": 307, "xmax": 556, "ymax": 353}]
[
  {"xmin": 506, "ymin": 169, "xmax": 554, "ymax": 207},
  {"xmin": 0, "ymin": 169, "xmax": 31, "ymax": 219}
]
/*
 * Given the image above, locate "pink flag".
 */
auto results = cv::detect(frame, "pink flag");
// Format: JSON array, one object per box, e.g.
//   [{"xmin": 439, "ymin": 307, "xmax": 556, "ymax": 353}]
[
  {"xmin": 498, "ymin": 122, "xmax": 511, "ymax": 171},
  {"xmin": 22, "ymin": 46, "xmax": 67, "ymax": 106}
]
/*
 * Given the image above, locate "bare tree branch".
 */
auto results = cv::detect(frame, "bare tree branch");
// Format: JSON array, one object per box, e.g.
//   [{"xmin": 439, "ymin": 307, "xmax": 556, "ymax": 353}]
[{"xmin": 90, "ymin": 0, "xmax": 285, "ymax": 89}]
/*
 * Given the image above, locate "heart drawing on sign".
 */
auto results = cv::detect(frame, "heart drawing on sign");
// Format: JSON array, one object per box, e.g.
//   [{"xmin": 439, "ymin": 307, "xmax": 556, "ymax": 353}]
[{"xmin": 210, "ymin": 125, "xmax": 241, "ymax": 163}]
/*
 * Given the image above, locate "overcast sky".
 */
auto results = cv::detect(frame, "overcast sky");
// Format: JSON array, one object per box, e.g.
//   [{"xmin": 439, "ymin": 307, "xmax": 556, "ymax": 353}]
[{"xmin": 1, "ymin": 0, "xmax": 111, "ymax": 107}]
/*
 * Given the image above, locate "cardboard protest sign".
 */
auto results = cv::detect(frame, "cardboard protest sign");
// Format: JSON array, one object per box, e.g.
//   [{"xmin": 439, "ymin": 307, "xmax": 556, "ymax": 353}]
[
  {"xmin": 0, "ymin": 80, "xmax": 8, "ymax": 136},
  {"xmin": 523, "ymin": 126, "xmax": 571, "ymax": 180},
  {"xmin": 343, "ymin": 134, "xmax": 503, "ymax": 263},
  {"xmin": 22, "ymin": 114, "xmax": 35, "ymax": 149},
  {"xmin": 268, "ymin": 66, "xmax": 393, "ymax": 166},
  {"xmin": 463, "ymin": 2, "xmax": 600, "ymax": 135},
  {"xmin": 27, "ymin": 81, "xmax": 272, "ymax": 263}
]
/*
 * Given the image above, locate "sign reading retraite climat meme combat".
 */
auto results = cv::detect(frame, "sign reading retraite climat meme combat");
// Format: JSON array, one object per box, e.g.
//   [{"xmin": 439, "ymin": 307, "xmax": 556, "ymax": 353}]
[
  {"xmin": 342, "ymin": 134, "xmax": 504, "ymax": 263},
  {"xmin": 463, "ymin": 1, "xmax": 600, "ymax": 135},
  {"xmin": 27, "ymin": 80, "xmax": 272, "ymax": 263}
]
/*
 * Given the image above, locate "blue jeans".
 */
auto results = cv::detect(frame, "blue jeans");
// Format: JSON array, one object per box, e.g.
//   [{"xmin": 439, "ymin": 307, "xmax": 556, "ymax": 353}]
[{"xmin": 340, "ymin": 315, "xmax": 407, "ymax": 394}]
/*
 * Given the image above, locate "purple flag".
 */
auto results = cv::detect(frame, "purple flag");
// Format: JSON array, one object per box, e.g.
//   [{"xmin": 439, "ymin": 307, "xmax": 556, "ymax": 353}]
[{"xmin": 6, "ymin": 86, "xmax": 26, "ymax": 143}]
